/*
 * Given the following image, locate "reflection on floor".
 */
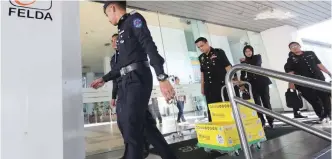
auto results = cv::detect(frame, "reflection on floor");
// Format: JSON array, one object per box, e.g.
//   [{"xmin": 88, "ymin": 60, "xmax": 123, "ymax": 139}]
[
  {"xmin": 85, "ymin": 111, "xmax": 330, "ymax": 158},
  {"xmin": 86, "ymin": 126, "xmax": 331, "ymax": 159},
  {"xmin": 85, "ymin": 112, "xmax": 203, "ymax": 155}
]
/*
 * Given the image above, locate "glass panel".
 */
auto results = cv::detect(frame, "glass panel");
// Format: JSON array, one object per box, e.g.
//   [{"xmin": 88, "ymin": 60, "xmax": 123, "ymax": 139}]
[{"xmin": 156, "ymin": 14, "xmax": 209, "ymax": 134}]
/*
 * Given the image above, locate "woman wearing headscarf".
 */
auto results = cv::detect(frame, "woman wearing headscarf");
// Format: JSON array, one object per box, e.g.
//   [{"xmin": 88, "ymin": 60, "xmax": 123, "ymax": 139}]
[{"xmin": 240, "ymin": 45, "xmax": 274, "ymax": 128}]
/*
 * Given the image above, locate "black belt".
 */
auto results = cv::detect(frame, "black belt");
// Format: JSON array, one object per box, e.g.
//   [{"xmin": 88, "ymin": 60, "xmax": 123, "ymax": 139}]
[{"xmin": 120, "ymin": 61, "xmax": 149, "ymax": 76}]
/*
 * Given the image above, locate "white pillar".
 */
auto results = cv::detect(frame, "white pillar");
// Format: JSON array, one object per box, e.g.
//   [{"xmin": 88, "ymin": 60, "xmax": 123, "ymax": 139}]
[
  {"xmin": 104, "ymin": 56, "xmax": 111, "ymax": 75},
  {"xmin": 260, "ymin": 25, "xmax": 302, "ymax": 111},
  {"xmin": 0, "ymin": 1, "xmax": 84, "ymax": 159}
]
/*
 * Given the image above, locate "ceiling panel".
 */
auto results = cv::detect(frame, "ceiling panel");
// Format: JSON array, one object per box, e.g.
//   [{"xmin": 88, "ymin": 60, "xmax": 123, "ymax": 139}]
[
  {"xmin": 127, "ymin": 1, "xmax": 331, "ymax": 32},
  {"xmin": 309, "ymin": 1, "xmax": 331, "ymax": 11}
]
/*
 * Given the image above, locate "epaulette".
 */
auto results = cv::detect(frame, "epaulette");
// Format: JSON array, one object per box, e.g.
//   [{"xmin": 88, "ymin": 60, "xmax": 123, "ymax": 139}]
[{"xmin": 129, "ymin": 10, "xmax": 137, "ymax": 15}]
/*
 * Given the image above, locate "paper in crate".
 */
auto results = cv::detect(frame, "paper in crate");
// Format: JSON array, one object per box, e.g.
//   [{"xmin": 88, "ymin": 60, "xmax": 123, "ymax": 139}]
[
  {"xmin": 195, "ymin": 118, "xmax": 266, "ymax": 151},
  {"xmin": 208, "ymin": 99, "xmax": 258, "ymax": 122}
]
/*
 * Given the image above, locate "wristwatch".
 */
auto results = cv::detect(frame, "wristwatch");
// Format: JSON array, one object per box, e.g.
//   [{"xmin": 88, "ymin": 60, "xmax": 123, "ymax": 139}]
[{"xmin": 157, "ymin": 73, "xmax": 169, "ymax": 81}]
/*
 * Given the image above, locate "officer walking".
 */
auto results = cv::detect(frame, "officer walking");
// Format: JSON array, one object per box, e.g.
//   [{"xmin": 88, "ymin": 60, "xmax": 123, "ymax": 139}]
[
  {"xmin": 195, "ymin": 37, "xmax": 238, "ymax": 122},
  {"xmin": 109, "ymin": 33, "xmax": 150, "ymax": 159},
  {"xmin": 284, "ymin": 42, "xmax": 331, "ymax": 123},
  {"xmin": 91, "ymin": 1, "xmax": 177, "ymax": 159},
  {"xmin": 110, "ymin": 33, "xmax": 120, "ymax": 107}
]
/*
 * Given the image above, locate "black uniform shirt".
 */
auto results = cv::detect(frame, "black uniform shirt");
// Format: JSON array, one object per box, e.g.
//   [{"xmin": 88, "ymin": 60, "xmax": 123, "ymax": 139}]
[
  {"xmin": 110, "ymin": 51, "xmax": 120, "ymax": 99},
  {"xmin": 102, "ymin": 11, "xmax": 165, "ymax": 82},
  {"xmin": 198, "ymin": 47, "xmax": 232, "ymax": 87},
  {"xmin": 284, "ymin": 51, "xmax": 325, "ymax": 81},
  {"xmin": 240, "ymin": 54, "xmax": 271, "ymax": 86},
  {"xmin": 117, "ymin": 11, "xmax": 165, "ymax": 75}
]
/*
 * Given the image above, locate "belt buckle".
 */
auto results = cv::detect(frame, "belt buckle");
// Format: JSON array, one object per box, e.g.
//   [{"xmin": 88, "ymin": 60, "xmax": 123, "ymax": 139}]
[{"xmin": 120, "ymin": 68, "xmax": 127, "ymax": 76}]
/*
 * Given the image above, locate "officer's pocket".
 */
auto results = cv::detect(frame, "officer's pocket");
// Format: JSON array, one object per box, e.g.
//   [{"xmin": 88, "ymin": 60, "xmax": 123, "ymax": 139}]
[{"xmin": 127, "ymin": 70, "xmax": 144, "ymax": 85}]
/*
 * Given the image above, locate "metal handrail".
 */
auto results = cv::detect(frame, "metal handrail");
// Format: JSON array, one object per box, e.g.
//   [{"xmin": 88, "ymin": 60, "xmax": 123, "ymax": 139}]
[
  {"xmin": 225, "ymin": 64, "xmax": 332, "ymax": 159},
  {"xmin": 221, "ymin": 81, "xmax": 254, "ymax": 101}
]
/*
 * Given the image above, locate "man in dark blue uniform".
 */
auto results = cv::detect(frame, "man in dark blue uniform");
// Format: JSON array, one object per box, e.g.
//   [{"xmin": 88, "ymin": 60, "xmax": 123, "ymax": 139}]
[
  {"xmin": 285, "ymin": 42, "xmax": 331, "ymax": 123},
  {"xmin": 110, "ymin": 33, "xmax": 150, "ymax": 159},
  {"xmin": 91, "ymin": 1, "xmax": 177, "ymax": 159},
  {"xmin": 110, "ymin": 33, "xmax": 120, "ymax": 107}
]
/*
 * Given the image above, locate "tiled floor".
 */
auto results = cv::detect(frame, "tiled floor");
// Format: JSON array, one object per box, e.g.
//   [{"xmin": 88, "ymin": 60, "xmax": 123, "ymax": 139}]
[
  {"xmin": 86, "ymin": 129, "xmax": 331, "ymax": 159},
  {"xmin": 85, "ymin": 111, "xmax": 331, "ymax": 159},
  {"xmin": 85, "ymin": 112, "xmax": 203, "ymax": 155}
]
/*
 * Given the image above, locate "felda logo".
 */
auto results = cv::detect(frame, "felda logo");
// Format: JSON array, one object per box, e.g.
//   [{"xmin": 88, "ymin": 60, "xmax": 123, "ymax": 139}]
[
  {"xmin": 10, "ymin": 0, "xmax": 52, "ymax": 11},
  {"xmin": 9, "ymin": 0, "xmax": 53, "ymax": 21}
]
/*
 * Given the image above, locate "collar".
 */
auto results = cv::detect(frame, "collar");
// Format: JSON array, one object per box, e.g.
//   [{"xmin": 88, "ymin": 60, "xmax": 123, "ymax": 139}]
[
  {"xmin": 289, "ymin": 51, "xmax": 304, "ymax": 57},
  {"xmin": 117, "ymin": 13, "xmax": 129, "ymax": 28},
  {"xmin": 204, "ymin": 47, "xmax": 214, "ymax": 56}
]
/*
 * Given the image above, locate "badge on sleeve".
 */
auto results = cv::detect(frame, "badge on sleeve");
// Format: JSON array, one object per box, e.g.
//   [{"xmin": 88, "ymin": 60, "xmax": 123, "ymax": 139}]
[{"xmin": 133, "ymin": 18, "xmax": 143, "ymax": 28}]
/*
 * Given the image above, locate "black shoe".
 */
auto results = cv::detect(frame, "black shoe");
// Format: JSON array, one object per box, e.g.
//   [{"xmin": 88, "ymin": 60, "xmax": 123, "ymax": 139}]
[
  {"xmin": 294, "ymin": 114, "xmax": 308, "ymax": 118},
  {"xmin": 177, "ymin": 120, "xmax": 181, "ymax": 123},
  {"xmin": 268, "ymin": 121, "xmax": 274, "ymax": 129},
  {"xmin": 261, "ymin": 120, "xmax": 266, "ymax": 127}
]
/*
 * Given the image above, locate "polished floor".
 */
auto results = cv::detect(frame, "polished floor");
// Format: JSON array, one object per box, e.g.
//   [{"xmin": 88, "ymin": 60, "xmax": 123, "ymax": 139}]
[
  {"xmin": 85, "ymin": 112, "xmax": 203, "ymax": 155},
  {"xmin": 85, "ymin": 112, "xmax": 326, "ymax": 156},
  {"xmin": 86, "ymin": 126, "xmax": 331, "ymax": 159}
]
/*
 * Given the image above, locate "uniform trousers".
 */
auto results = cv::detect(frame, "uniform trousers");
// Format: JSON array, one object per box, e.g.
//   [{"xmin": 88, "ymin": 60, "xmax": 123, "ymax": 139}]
[
  {"xmin": 251, "ymin": 85, "xmax": 274, "ymax": 125},
  {"xmin": 297, "ymin": 85, "xmax": 331, "ymax": 119},
  {"xmin": 116, "ymin": 67, "xmax": 176, "ymax": 159}
]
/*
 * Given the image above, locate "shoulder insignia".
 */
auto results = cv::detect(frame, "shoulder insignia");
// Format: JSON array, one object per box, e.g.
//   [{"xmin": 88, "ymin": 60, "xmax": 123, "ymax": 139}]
[
  {"xmin": 133, "ymin": 18, "xmax": 143, "ymax": 28},
  {"xmin": 129, "ymin": 10, "xmax": 137, "ymax": 15}
]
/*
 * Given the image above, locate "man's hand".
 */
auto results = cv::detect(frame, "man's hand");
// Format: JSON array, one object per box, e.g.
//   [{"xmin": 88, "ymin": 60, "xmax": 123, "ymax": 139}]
[
  {"xmin": 201, "ymin": 89, "xmax": 205, "ymax": 96},
  {"xmin": 240, "ymin": 86, "xmax": 246, "ymax": 92},
  {"xmin": 240, "ymin": 58, "xmax": 246, "ymax": 62},
  {"xmin": 91, "ymin": 78, "xmax": 105, "ymax": 89},
  {"xmin": 159, "ymin": 80, "xmax": 175, "ymax": 102},
  {"xmin": 110, "ymin": 99, "xmax": 116, "ymax": 107}
]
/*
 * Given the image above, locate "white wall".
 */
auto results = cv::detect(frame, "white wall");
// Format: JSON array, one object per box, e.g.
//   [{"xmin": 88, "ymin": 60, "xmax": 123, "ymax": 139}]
[
  {"xmin": 209, "ymin": 35, "xmax": 234, "ymax": 65},
  {"xmin": 260, "ymin": 25, "xmax": 301, "ymax": 111},
  {"xmin": 230, "ymin": 42, "xmax": 243, "ymax": 65},
  {"xmin": 1, "ymin": 1, "xmax": 84, "ymax": 159}
]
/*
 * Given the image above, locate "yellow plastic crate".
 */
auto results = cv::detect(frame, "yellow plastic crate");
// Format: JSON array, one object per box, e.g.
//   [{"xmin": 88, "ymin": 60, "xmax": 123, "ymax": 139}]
[
  {"xmin": 208, "ymin": 99, "xmax": 258, "ymax": 122},
  {"xmin": 195, "ymin": 118, "xmax": 266, "ymax": 151}
]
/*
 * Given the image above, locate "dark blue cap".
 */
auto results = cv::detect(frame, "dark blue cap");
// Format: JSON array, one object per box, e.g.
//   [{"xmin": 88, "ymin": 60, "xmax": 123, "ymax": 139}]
[
  {"xmin": 103, "ymin": 1, "xmax": 113, "ymax": 14},
  {"xmin": 103, "ymin": 1, "xmax": 126, "ymax": 14}
]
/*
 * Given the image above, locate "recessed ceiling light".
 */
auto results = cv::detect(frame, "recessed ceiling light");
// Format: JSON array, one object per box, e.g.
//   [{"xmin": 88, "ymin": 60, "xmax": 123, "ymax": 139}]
[{"xmin": 255, "ymin": 9, "xmax": 295, "ymax": 20}]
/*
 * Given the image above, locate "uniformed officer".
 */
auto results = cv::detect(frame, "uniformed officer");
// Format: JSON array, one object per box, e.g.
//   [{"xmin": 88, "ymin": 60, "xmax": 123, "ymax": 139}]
[
  {"xmin": 195, "ymin": 37, "xmax": 239, "ymax": 122},
  {"xmin": 91, "ymin": 1, "xmax": 177, "ymax": 159},
  {"xmin": 240, "ymin": 45, "xmax": 274, "ymax": 128},
  {"xmin": 109, "ymin": 33, "xmax": 150, "ymax": 159},
  {"xmin": 110, "ymin": 33, "xmax": 120, "ymax": 107},
  {"xmin": 284, "ymin": 42, "xmax": 331, "ymax": 122}
]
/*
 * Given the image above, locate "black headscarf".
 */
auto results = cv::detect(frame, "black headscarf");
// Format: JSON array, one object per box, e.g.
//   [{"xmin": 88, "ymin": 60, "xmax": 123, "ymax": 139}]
[{"xmin": 243, "ymin": 45, "xmax": 254, "ymax": 60}]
